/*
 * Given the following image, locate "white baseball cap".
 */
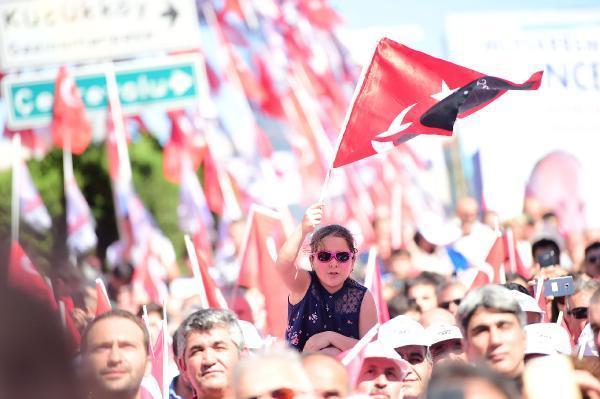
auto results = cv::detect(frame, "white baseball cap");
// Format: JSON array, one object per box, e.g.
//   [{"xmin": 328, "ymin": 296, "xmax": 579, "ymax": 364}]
[
  {"xmin": 362, "ymin": 341, "xmax": 410, "ymax": 378},
  {"xmin": 510, "ymin": 290, "xmax": 544, "ymax": 314},
  {"xmin": 238, "ymin": 320, "xmax": 264, "ymax": 350},
  {"xmin": 426, "ymin": 323, "xmax": 463, "ymax": 345},
  {"xmin": 416, "ymin": 212, "xmax": 461, "ymax": 246},
  {"xmin": 524, "ymin": 323, "xmax": 572, "ymax": 356},
  {"xmin": 379, "ymin": 315, "xmax": 430, "ymax": 348}
]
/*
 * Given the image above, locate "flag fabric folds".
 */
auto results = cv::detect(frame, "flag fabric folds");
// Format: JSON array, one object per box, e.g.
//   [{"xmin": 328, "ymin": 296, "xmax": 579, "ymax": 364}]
[
  {"xmin": 51, "ymin": 66, "xmax": 92, "ymax": 155},
  {"xmin": 95, "ymin": 278, "xmax": 112, "ymax": 316},
  {"xmin": 18, "ymin": 162, "xmax": 52, "ymax": 233},
  {"xmin": 236, "ymin": 205, "xmax": 290, "ymax": 337},
  {"xmin": 8, "ymin": 240, "xmax": 57, "ymax": 309},
  {"xmin": 65, "ymin": 175, "xmax": 98, "ymax": 256},
  {"xmin": 163, "ymin": 110, "xmax": 207, "ymax": 184},
  {"xmin": 332, "ymin": 38, "xmax": 543, "ymax": 167},
  {"xmin": 364, "ymin": 247, "xmax": 390, "ymax": 324}
]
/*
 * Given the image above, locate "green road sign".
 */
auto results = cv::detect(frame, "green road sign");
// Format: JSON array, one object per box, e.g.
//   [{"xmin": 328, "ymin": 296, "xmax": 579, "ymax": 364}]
[{"xmin": 1, "ymin": 55, "xmax": 207, "ymax": 129}]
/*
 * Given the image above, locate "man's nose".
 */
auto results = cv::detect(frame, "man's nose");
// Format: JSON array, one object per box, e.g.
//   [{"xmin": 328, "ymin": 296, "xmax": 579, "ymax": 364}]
[
  {"xmin": 202, "ymin": 348, "xmax": 217, "ymax": 365},
  {"xmin": 374, "ymin": 373, "xmax": 388, "ymax": 387},
  {"xmin": 107, "ymin": 343, "xmax": 123, "ymax": 365},
  {"xmin": 488, "ymin": 327, "xmax": 503, "ymax": 347}
]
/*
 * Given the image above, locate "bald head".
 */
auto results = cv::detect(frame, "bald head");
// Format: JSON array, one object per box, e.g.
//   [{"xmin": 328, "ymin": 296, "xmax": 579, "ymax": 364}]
[
  {"xmin": 302, "ymin": 353, "xmax": 349, "ymax": 399},
  {"xmin": 420, "ymin": 307, "xmax": 456, "ymax": 328},
  {"xmin": 456, "ymin": 197, "xmax": 479, "ymax": 235}
]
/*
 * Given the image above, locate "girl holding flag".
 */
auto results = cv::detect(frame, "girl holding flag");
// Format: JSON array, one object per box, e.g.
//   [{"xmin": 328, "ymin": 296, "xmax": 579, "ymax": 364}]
[{"xmin": 276, "ymin": 203, "xmax": 377, "ymax": 354}]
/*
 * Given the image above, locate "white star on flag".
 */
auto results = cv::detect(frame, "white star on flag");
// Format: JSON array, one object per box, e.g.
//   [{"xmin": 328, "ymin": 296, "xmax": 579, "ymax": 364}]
[{"xmin": 431, "ymin": 80, "xmax": 459, "ymax": 102}]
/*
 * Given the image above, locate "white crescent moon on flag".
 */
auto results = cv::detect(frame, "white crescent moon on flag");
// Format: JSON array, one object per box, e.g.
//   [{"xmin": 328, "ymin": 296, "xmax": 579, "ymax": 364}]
[
  {"xmin": 265, "ymin": 236, "xmax": 278, "ymax": 262},
  {"xmin": 20, "ymin": 258, "xmax": 38, "ymax": 276},
  {"xmin": 374, "ymin": 103, "xmax": 417, "ymax": 139},
  {"xmin": 371, "ymin": 140, "xmax": 396, "ymax": 154},
  {"xmin": 60, "ymin": 77, "xmax": 80, "ymax": 108}
]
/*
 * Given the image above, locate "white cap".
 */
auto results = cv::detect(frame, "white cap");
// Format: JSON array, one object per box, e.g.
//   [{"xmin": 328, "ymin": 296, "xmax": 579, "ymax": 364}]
[
  {"xmin": 238, "ymin": 320, "xmax": 264, "ymax": 350},
  {"xmin": 525, "ymin": 323, "xmax": 572, "ymax": 356},
  {"xmin": 362, "ymin": 341, "xmax": 410, "ymax": 378},
  {"xmin": 510, "ymin": 290, "xmax": 544, "ymax": 314},
  {"xmin": 379, "ymin": 315, "xmax": 430, "ymax": 348},
  {"xmin": 416, "ymin": 212, "xmax": 461, "ymax": 246},
  {"xmin": 426, "ymin": 323, "xmax": 463, "ymax": 345}
]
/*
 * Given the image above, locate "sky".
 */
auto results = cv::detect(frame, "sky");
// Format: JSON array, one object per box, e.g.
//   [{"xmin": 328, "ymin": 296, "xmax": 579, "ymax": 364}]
[{"xmin": 331, "ymin": 0, "xmax": 600, "ymax": 60}]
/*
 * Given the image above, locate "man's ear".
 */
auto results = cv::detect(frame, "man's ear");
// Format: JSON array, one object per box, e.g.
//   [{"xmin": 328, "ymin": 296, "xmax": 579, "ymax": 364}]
[
  {"xmin": 241, "ymin": 346, "xmax": 250, "ymax": 358},
  {"xmin": 177, "ymin": 355, "xmax": 187, "ymax": 373}
]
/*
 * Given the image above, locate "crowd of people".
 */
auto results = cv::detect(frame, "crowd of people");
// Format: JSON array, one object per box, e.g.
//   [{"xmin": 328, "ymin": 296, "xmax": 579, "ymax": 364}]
[{"xmin": 4, "ymin": 192, "xmax": 600, "ymax": 399}]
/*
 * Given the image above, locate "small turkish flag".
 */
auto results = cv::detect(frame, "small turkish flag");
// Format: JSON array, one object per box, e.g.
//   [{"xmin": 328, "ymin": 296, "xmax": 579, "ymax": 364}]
[
  {"xmin": 8, "ymin": 240, "xmax": 57, "ymax": 309},
  {"xmin": 364, "ymin": 247, "xmax": 390, "ymax": 324},
  {"xmin": 333, "ymin": 38, "xmax": 543, "ymax": 168},
  {"xmin": 163, "ymin": 110, "xmax": 206, "ymax": 184},
  {"xmin": 51, "ymin": 66, "xmax": 92, "ymax": 155},
  {"xmin": 236, "ymin": 205, "xmax": 289, "ymax": 337},
  {"xmin": 95, "ymin": 278, "xmax": 112, "ymax": 316}
]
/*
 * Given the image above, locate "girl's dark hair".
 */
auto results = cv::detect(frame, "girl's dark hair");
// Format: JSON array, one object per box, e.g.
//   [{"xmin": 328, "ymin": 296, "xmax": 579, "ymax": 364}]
[{"xmin": 309, "ymin": 224, "xmax": 357, "ymax": 253}]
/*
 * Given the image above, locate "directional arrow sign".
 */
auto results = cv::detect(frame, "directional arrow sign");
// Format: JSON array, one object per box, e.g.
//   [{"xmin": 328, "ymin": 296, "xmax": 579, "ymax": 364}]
[
  {"xmin": 1, "ymin": 55, "xmax": 209, "ymax": 129},
  {"xmin": 0, "ymin": 0, "xmax": 201, "ymax": 70}
]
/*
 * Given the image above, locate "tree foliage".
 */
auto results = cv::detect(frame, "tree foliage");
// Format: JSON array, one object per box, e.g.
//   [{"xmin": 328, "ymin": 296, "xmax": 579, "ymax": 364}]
[{"xmin": 0, "ymin": 133, "xmax": 182, "ymax": 276}]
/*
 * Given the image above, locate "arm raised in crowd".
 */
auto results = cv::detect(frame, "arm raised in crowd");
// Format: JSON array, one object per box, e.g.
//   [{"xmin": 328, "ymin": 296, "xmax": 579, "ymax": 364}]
[{"xmin": 275, "ymin": 203, "xmax": 324, "ymax": 301}]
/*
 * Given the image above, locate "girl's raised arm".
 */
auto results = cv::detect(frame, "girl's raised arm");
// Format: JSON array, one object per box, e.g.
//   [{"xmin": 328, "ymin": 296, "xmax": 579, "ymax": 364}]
[{"xmin": 275, "ymin": 203, "xmax": 323, "ymax": 296}]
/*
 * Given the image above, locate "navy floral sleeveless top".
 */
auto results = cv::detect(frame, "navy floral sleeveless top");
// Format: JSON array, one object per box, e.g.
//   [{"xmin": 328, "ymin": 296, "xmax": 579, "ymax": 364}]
[{"xmin": 286, "ymin": 271, "xmax": 367, "ymax": 351}]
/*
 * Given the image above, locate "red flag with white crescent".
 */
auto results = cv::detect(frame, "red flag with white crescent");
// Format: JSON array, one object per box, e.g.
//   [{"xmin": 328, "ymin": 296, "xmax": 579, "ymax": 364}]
[
  {"xmin": 333, "ymin": 38, "xmax": 543, "ymax": 167},
  {"xmin": 51, "ymin": 66, "xmax": 92, "ymax": 155}
]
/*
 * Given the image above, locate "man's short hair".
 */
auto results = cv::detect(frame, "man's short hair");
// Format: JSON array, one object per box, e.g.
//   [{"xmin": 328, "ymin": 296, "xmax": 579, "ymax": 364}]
[
  {"xmin": 571, "ymin": 279, "xmax": 600, "ymax": 299},
  {"xmin": 427, "ymin": 362, "xmax": 519, "ymax": 399},
  {"xmin": 408, "ymin": 272, "xmax": 445, "ymax": 290},
  {"xmin": 456, "ymin": 285, "xmax": 526, "ymax": 333},
  {"xmin": 81, "ymin": 309, "xmax": 149, "ymax": 354},
  {"xmin": 436, "ymin": 280, "xmax": 465, "ymax": 297},
  {"xmin": 585, "ymin": 242, "xmax": 600, "ymax": 258},
  {"xmin": 177, "ymin": 309, "xmax": 244, "ymax": 359},
  {"xmin": 591, "ymin": 288, "xmax": 600, "ymax": 306},
  {"xmin": 503, "ymin": 282, "xmax": 532, "ymax": 297},
  {"xmin": 531, "ymin": 238, "xmax": 560, "ymax": 259}
]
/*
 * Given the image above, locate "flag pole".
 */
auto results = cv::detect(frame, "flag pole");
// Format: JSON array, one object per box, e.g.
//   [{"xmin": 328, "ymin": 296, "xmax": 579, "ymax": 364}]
[
  {"xmin": 505, "ymin": 227, "xmax": 517, "ymax": 274},
  {"xmin": 184, "ymin": 234, "xmax": 209, "ymax": 309},
  {"xmin": 11, "ymin": 134, "xmax": 21, "ymax": 243},
  {"xmin": 227, "ymin": 206, "xmax": 256, "ymax": 309},
  {"xmin": 141, "ymin": 305, "xmax": 156, "ymax": 358},
  {"xmin": 318, "ymin": 168, "xmax": 332, "ymax": 203},
  {"xmin": 340, "ymin": 323, "xmax": 379, "ymax": 366},
  {"xmin": 316, "ymin": 39, "xmax": 378, "ymax": 203},
  {"xmin": 162, "ymin": 299, "xmax": 169, "ymax": 399},
  {"xmin": 105, "ymin": 62, "xmax": 131, "ymax": 243}
]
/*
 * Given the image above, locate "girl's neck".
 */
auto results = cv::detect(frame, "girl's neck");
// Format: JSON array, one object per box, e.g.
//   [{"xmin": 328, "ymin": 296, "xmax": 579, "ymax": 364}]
[{"xmin": 321, "ymin": 280, "xmax": 345, "ymax": 294}]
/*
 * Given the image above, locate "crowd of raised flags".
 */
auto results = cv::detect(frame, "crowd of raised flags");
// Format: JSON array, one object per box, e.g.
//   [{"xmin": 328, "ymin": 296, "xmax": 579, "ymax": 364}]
[{"xmin": 3, "ymin": 0, "xmax": 600, "ymax": 399}]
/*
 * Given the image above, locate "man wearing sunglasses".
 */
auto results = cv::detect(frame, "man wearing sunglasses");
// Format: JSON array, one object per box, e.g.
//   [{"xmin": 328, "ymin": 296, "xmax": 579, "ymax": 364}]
[
  {"xmin": 565, "ymin": 279, "xmax": 600, "ymax": 344},
  {"xmin": 378, "ymin": 316, "xmax": 433, "ymax": 399},
  {"xmin": 436, "ymin": 281, "xmax": 466, "ymax": 316},
  {"xmin": 583, "ymin": 242, "xmax": 600, "ymax": 279}
]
